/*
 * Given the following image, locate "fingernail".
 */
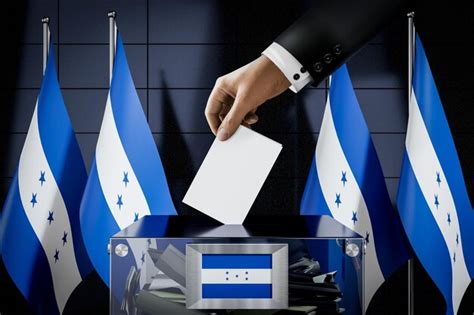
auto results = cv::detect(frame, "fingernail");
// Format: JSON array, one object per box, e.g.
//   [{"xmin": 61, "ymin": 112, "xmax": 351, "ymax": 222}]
[{"xmin": 217, "ymin": 128, "xmax": 228, "ymax": 141}]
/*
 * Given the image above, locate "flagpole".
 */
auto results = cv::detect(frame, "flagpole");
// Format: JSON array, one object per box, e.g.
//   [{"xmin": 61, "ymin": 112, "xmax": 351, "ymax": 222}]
[
  {"xmin": 42, "ymin": 17, "xmax": 50, "ymax": 74},
  {"xmin": 106, "ymin": 10, "xmax": 117, "ymax": 257},
  {"xmin": 407, "ymin": 11, "xmax": 415, "ymax": 315},
  {"xmin": 108, "ymin": 11, "xmax": 117, "ymax": 83}
]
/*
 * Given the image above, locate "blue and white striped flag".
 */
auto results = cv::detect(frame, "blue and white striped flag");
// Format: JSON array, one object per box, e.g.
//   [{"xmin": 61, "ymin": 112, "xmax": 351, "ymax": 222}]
[
  {"xmin": 0, "ymin": 42, "xmax": 92, "ymax": 314},
  {"xmin": 201, "ymin": 254, "xmax": 272, "ymax": 299},
  {"xmin": 80, "ymin": 32, "xmax": 177, "ymax": 286},
  {"xmin": 397, "ymin": 33, "xmax": 473, "ymax": 315},
  {"xmin": 301, "ymin": 64, "xmax": 410, "ymax": 310}
]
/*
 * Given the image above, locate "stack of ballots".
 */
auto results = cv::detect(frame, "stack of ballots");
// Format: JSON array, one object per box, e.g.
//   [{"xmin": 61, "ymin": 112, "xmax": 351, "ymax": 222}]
[{"xmin": 288, "ymin": 258, "xmax": 343, "ymax": 314}]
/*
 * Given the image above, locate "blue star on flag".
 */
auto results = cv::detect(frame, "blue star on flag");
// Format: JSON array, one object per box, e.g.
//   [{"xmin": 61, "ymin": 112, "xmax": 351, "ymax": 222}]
[
  {"xmin": 141, "ymin": 252, "xmax": 145, "ymax": 264},
  {"xmin": 351, "ymin": 211, "xmax": 358, "ymax": 224},
  {"xmin": 335, "ymin": 193, "xmax": 342, "ymax": 208},
  {"xmin": 341, "ymin": 171, "xmax": 347, "ymax": 186},
  {"xmin": 30, "ymin": 193, "xmax": 38, "ymax": 207},
  {"xmin": 434, "ymin": 195, "xmax": 439, "ymax": 209},
  {"xmin": 117, "ymin": 194, "xmax": 123, "ymax": 210},
  {"xmin": 39, "ymin": 171, "xmax": 46, "ymax": 186},
  {"xmin": 134, "ymin": 212, "xmax": 139, "ymax": 222},
  {"xmin": 47, "ymin": 211, "xmax": 54, "ymax": 225},
  {"xmin": 365, "ymin": 232, "xmax": 370, "ymax": 244},
  {"xmin": 453, "ymin": 252, "xmax": 456, "ymax": 263},
  {"xmin": 54, "ymin": 249, "xmax": 59, "ymax": 263},
  {"xmin": 447, "ymin": 213, "xmax": 451, "ymax": 226},
  {"xmin": 62, "ymin": 231, "xmax": 68, "ymax": 246},
  {"xmin": 436, "ymin": 172, "xmax": 441, "ymax": 186},
  {"xmin": 123, "ymin": 171, "xmax": 129, "ymax": 187},
  {"xmin": 456, "ymin": 233, "xmax": 459, "ymax": 246},
  {"xmin": 147, "ymin": 239, "xmax": 152, "ymax": 247}
]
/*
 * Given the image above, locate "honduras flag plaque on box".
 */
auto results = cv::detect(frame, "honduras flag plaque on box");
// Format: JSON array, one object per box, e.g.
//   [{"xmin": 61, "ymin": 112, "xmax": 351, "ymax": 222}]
[{"xmin": 186, "ymin": 244, "xmax": 288, "ymax": 309}]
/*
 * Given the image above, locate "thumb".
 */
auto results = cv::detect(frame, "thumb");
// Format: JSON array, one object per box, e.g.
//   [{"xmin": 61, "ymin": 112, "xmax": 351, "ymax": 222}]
[{"xmin": 217, "ymin": 97, "xmax": 248, "ymax": 141}]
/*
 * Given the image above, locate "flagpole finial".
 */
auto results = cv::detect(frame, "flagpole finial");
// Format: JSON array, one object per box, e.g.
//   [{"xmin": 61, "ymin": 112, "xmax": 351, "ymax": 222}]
[
  {"xmin": 108, "ymin": 11, "xmax": 117, "ymax": 84},
  {"xmin": 42, "ymin": 17, "xmax": 50, "ymax": 73},
  {"xmin": 407, "ymin": 11, "xmax": 415, "ymax": 18}
]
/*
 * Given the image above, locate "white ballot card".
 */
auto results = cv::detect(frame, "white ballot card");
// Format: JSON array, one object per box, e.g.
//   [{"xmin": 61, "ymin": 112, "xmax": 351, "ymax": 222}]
[{"xmin": 183, "ymin": 126, "xmax": 282, "ymax": 224}]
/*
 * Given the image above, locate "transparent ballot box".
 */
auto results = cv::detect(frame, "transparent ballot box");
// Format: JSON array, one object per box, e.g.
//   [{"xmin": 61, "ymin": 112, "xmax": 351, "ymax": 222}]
[{"xmin": 110, "ymin": 215, "xmax": 364, "ymax": 315}]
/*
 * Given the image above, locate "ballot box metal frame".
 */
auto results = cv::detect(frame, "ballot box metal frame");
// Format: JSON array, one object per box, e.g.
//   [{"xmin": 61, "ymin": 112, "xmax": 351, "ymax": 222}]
[
  {"xmin": 110, "ymin": 215, "xmax": 365, "ymax": 315},
  {"xmin": 186, "ymin": 243, "xmax": 288, "ymax": 309}
]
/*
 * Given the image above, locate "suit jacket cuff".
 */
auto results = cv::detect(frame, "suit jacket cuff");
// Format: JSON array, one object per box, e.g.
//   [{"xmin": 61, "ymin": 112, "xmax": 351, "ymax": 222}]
[{"xmin": 262, "ymin": 42, "xmax": 313, "ymax": 93}]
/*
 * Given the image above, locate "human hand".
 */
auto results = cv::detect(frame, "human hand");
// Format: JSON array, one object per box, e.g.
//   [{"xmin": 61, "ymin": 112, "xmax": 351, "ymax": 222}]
[{"xmin": 205, "ymin": 55, "xmax": 290, "ymax": 141}]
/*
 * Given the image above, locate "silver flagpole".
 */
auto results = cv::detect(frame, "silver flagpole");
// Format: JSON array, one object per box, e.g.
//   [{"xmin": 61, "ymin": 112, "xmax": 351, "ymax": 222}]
[
  {"xmin": 108, "ymin": 11, "xmax": 117, "ymax": 84},
  {"xmin": 42, "ymin": 17, "xmax": 50, "ymax": 73},
  {"xmin": 407, "ymin": 11, "xmax": 415, "ymax": 315},
  {"xmin": 106, "ymin": 10, "xmax": 116, "ymax": 257}
]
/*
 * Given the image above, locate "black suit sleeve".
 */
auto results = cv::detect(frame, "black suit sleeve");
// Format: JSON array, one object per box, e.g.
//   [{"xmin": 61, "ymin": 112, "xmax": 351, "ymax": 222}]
[{"xmin": 275, "ymin": 0, "xmax": 411, "ymax": 86}]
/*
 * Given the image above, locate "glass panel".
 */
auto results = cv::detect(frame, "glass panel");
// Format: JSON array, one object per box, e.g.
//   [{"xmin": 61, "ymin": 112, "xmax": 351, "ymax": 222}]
[{"xmin": 111, "ymin": 237, "xmax": 363, "ymax": 315}]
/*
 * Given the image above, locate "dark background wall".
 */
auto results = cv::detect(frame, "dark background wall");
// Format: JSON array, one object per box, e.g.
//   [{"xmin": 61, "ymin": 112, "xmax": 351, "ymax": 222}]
[{"xmin": 0, "ymin": 0, "xmax": 473, "ymax": 314}]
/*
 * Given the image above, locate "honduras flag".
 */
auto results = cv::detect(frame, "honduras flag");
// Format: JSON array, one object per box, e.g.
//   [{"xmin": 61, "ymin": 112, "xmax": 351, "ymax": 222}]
[
  {"xmin": 301, "ymin": 65, "xmax": 410, "ymax": 310},
  {"xmin": 201, "ymin": 254, "xmax": 272, "ymax": 299},
  {"xmin": 397, "ymin": 34, "xmax": 473, "ymax": 315},
  {"xmin": 0, "ymin": 41, "xmax": 92, "ymax": 314},
  {"xmin": 80, "ymin": 32, "xmax": 177, "ymax": 286}
]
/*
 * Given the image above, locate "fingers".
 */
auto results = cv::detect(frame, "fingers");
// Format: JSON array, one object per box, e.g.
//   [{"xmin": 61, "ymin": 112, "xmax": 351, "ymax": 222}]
[
  {"xmin": 217, "ymin": 96, "xmax": 249, "ymax": 141},
  {"xmin": 205, "ymin": 81, "xmax": 234, "ymax": 135},
  {"xmin": 243, "ymin": 110, "xmax": 259, "ymax": 125},
  {"xmin": 220, "ymin": 105, "xmax": 258, "ymax": 125},
  {"xmin": 219, "ymin": 103, "xmax": 232, "ymax": 122}
]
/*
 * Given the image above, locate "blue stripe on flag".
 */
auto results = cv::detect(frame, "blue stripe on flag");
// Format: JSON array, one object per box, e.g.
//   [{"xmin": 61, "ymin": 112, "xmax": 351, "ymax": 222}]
[
  {"xmin": 80, "ymin": 161, "xmax": 121, "ymax": 285},
  {"xmin": 202, "ymin": 254, "xmax": 272, "ymax": 269},
  {"xmin": 37, "ymin": 45, "xmax": 91, "ymax": 278},
  {"xmin": 300, "ymin": 157, "xmax": 332, "ymax": 216},
  {"xmin": 397, "ymin": 152, "xmax": 453, "ymax": 313},
  {"xmin": 110, "ymin": 34, "xmax": 176, "ymax": 216},
  {"xmin": 1, "ymin": 175, "xmax": 59, "ymax": 315},
  {"xmin": 328, "ymin": 65, "xmax": 410, "ymax": 278},
  {"xmin": 412, "ymin": 34, "xmax": 474, "ymax": 277},
  {"xmin": 202, "ymin": 284, "xmax": 272, "ymax": 299}
]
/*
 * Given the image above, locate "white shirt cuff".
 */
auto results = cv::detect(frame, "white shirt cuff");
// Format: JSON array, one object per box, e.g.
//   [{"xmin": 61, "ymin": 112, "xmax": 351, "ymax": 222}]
[{"xmin": 262, "ymin": 42, "xmax": 313, "ymax": 93}]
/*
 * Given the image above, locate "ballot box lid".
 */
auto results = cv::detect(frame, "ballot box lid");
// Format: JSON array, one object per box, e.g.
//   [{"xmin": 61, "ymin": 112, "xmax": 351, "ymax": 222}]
[{"xmin": 112, "ymin": 215, "xmax": 362, "ymax": 239}]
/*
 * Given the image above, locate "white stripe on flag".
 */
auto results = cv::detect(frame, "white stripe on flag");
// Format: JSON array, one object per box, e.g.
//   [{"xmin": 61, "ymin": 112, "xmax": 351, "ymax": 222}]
[
  {"xmin": 406, "ymin": 90, "xmax": 470, "ymax": 313},
  {"xmin": 18, "ymin": 106, "xmax": 82, "ymax": 313},
  {"xmin": 96, "ymin": 95, "xmax": 151, "ymax": 229},
  {"xmin": 315, "ymin": 99, "xmax": 384, "ymax": 310},
  {"xmin": 201, "ymin": 269, "xmax": 272, "ymax": 284}
]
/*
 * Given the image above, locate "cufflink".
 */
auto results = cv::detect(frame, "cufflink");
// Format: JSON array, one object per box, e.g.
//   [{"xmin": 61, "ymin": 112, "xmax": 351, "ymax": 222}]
[
  {"xmin": 323, "ymin": 53, "xmax": 332, "ymax": 64},
  {"xmin": 313, "ymin": 62, "xmax": 323, "ymax": 73}
]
